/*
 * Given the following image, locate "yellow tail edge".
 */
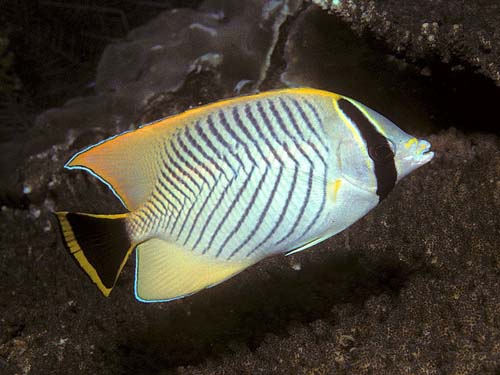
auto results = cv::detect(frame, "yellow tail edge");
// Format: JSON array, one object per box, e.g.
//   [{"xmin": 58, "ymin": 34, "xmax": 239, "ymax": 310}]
[{"xmin": 54, "ymin": 211, "xmax": 133, "ymax": 297}]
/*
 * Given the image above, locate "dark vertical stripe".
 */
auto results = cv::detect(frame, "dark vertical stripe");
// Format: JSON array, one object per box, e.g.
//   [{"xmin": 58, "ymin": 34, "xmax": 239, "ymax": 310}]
[
  {"xmin": 296, "ymin": 145, "xmax": 328, "ymax": 241},
  {"xmin": 298, "ymin": 183, "xmax": 325, "ymax": 240},
  {"xmin": 303, "ymin": 100, "xmax": 325, "ymax": 131},
  {"xmin": 280, "ymin": 106, "xmax": 313, "ymax": 166},
  {"xmin": 218, "ymin": 108, "xmax": 257, "ymax": 167},
  {"xmin": 131, "ymin": 212, "xmax": 151, "ymax": 237},
  {"xmin": 207, "ymin": 114, "xmax": 231, "ymax": 149},
  {"xmin": 185, "ymin": 125, "xmax": 229, "ymax": 180},
  {"xmin": 190, "ymin": 175, "xmax": 236, "ymax": 250},
  {"xmin": 169, "ymin": 195, "xmax": 189, "ymax": 235},
  {"xmin": 150, "ymin": 191, "xmax": 169, "ymax": 215},
  {"xmin": 242, "ymin": 105, "xmax": 268, "ymax": 162},
  {"xmin": 279, "ymin": 98, "xmax": 305, "ymax": 140},
  {"xmin": 177, "ymin": 135, "xmax": 216, "ymax": 184},
  {"xmin": 230, "ymin": 167, "xmax": 282, "ymax": 259},
  {"xmin": 171, "ymin": 140, "xmax": 208, "ymax": 189},
  {"xmin": 307, "ymin": 140, "xmax": 327, "ymax": 169},
  {"xmin": 245, "ymin": 103, "xmax": 279, "ymax": 164},
  {"xmin": 168, "ymin": 142, "xmax": 202, "ymax": 192},
  {"xmin": 231, "ymin": 153, "xmax": 246, "ymax": 174},
  {"xmin": 221, "ymin": 167, "xmax": 268, "ymax": 260},
  {"xmin": 269, "ymin": 101, "xmax": 321, "ymax": 243},
  {"xmin": 255, "ymin": 101, "xmax": 284, "ymax": 164},
  {"xmin": 269, "ymin": 100, "xmax": 296, "ymax": 141},
  {"xmin": 291, "ymin": 98, "xmax": 328, "ymax": 151},
  {"xmin": 195, "ymin": 120, "xmax": 223, "ymax": 159},
  {"xmin": 194, "ymin": 121, "xmax": 232, "ymax": 179},
  {"xmin": 142, "ymin": 203, "xmax": 160, "ymax": 235},
  {"xmin": 264, "ymin": 101, "xmax": 319, "ymax": 245},
  {"xmin": 162, "ymin": 145, "xmax": 197, "ymax": 197},
  {"xmin": 233, "ymin": 106, "xmax": 266, "ymax": 164},
  {"xmin": 278, "ymin": 98, "xmax": 326, "ymax": 169},
  {"xmin": 140, "ymin": 204, "xmax": 157, "ymax": 225},
  {"xmin": 154, "ymin": 180, "xmax": 179, "ymax": 213},
  {"xmin": 207, "ymin": 166, "xmax": 255, "ymax": 257},
  {"xmin": 206, "ymin": 114, "xmax": 239, "ymax": 175},
  {"xmin": 157, "ymin": 169, "xmax": 183, "ymax": 207},
  {"xmin": 133, "ymin": 210, "xmax": 149, "ymax": 228},
  {"xmin": 337, "ymin": 99, "xmax": 397, "ymax": 201},
  {"xmin": 218, "ymin": 110, "xmax": 244, "ymax": 144},
  {"xmin": 257, "ymin": 101, "xmax": 280, "ymax": 142},
  {"xmin": 148, "ymin": 194, "xmax": 166, "ymax": 217},
  {"xmin": 246, "ymin": 165, "xmax": 299, "ymax": 257},
  {"xmin": 276, "ymin": 160, "xmax": 313, "ymax": 244},
  {"xmin": 178, "ymin": 173, "xmax": 223, "ymax": 242}
]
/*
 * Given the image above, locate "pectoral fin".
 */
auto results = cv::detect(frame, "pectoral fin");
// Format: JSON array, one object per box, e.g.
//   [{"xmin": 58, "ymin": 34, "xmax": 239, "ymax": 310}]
[
  {"xmin": 134, "ymin": 238, "xmax": 254, "ymax": 302},
  {"xmin": 285, "ymin": 236, "xmax": 325, "ymax": 256}
]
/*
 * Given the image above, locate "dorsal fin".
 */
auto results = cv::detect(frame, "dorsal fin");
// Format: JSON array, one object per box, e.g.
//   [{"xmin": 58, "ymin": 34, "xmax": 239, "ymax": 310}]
[
  {"xmin": 66, "ymin": 126, "xmax": 170, "ymax": 210},
  {"xmin": 65, "ymin": 87, "xmax": 338, "ymax": 210}
]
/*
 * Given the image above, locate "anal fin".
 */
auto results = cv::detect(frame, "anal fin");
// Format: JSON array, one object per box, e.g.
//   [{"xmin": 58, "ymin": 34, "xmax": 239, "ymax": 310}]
[{"xmin": 135, "ymin": 239, "xmax": 253, "ymax": 302}]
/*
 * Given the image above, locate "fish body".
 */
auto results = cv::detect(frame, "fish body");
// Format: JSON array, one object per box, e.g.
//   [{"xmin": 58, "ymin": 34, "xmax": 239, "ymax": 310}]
[{"xmin": 55, "ymin": 88, "xmax": 434, "ymax": 302}]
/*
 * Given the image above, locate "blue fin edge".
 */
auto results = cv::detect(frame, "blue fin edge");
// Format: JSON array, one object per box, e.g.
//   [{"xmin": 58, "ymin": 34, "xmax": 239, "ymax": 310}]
[
  {"xmin": 133, "ymin": 251, "xmax": 190, "ymax": 303},
  {"xmin": 64, "ymin": 130, "xmax": 135, "ymax": 209}
]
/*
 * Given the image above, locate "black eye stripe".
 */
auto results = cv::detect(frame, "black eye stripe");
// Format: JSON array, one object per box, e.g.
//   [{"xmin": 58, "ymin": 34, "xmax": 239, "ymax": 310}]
[
  {"xmin": 337, "ymin": 98, "xmax": 397, "ymax": 201},
  {"xmin": 369, "ymin": 143, "xmax": 393, "ymax": 161}
]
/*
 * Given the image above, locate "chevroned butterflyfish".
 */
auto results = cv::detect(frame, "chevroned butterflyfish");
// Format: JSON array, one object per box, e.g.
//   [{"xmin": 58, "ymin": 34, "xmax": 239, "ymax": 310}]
[{"xmin": 55, "ymin": 88, "xmax": 434, "ymax": 302}]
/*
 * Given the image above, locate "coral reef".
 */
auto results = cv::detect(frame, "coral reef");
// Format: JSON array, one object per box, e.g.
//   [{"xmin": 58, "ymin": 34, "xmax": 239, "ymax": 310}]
[{"xmin": 312, "ymin": 0, "xmax": 500, "ymax": 86}]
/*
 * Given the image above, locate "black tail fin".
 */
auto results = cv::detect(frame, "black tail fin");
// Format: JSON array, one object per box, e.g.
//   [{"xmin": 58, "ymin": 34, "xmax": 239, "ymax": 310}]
[{"xmin": 55, "ymin": 212, "xmax": 134, "ymax": 296}]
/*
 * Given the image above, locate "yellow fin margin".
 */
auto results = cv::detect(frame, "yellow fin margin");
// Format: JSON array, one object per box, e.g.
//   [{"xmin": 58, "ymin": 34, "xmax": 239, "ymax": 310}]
[{"xmin": 55, "ymin": 212, "xmax": 133, "ymax": 297}]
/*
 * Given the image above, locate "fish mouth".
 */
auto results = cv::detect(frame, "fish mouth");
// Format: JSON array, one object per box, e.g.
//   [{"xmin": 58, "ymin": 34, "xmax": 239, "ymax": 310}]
[{"xmin": 416, "ymin": 140, "xmax": 434, "ymax": 164}]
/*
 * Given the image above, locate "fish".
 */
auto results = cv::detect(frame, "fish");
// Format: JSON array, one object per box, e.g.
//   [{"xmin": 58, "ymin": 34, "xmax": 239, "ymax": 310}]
[{"xmin": 55, "ymin": 88, "xmax": 434, "ymax": 303}]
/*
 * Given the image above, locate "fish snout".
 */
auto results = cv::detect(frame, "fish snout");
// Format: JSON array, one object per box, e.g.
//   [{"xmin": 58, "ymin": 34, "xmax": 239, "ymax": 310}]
[{"xmin": 414, "ymin": 139, "xmax": 434, "ymax": 165}]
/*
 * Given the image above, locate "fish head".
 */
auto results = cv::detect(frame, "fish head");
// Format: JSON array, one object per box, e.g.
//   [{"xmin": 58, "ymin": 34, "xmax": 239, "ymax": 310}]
[
  {"xmin": 392, "ymin": 136, "xmax": 434, "ymax": 181},
  {"xmin": 350, "ymin": 100, "xmax": 434, "ymax": 183},
  {"xmin": 336, "ymin": 99, "xmax": 434, "ymax": 196}
]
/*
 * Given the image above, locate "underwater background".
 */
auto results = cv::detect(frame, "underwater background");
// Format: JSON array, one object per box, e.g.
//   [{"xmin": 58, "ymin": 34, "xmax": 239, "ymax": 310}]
[{"xmin": 0, "ymin": 0, "xmax": 499, "ymax": 374}]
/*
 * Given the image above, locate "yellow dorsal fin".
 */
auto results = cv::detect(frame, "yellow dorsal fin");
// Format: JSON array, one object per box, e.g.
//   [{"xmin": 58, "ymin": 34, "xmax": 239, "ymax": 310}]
[
  {"xmin": 66, "ymin": 126, "xmax": 169, "ymax": 210},
  {"xmin": 134, "ymin": 238, "xmax": 254, "ymax": 302}
]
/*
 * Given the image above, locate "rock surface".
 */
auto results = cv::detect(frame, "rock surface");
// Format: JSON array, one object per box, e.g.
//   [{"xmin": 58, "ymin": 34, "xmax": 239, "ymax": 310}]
[{"xmin": 313, "ymin": 0, "xmax": 500, "ymax": 86}]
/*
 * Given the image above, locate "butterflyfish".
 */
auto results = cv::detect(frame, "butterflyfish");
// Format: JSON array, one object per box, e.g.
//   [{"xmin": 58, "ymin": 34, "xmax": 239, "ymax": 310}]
[{"xmin": 55, "ymin": 88, "xmax": 434, "ymax": 303}]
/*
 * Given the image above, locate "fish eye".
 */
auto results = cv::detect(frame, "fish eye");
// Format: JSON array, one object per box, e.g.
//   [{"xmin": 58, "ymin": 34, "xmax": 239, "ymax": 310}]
[{"xmin": 368, "ymin": 142, "xmax": 394, "ymax": 161}]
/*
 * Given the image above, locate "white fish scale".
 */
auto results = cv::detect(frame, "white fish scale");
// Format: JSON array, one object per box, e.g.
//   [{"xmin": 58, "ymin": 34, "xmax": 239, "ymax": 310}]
[
  {"xmin": 184, "ymin": 167, "xmax": 247, "ymax": 255},
  {"xmin": 136, "ymin": 94, "xmax": 332, "ymax": 260},
  {"xmin": 221, "ymin": 167, "xmax": 278, "ymax": 258},
  {"xmin": 298, "ymin": 98, "xmax": 329, "ymax": 149},
  {"xmin": 220, "ymin": 150, "xmax": 328, "ymax": 260},
  {"xmin": 205, "ymin": 166, "xmax": 266, "ymax": 258},
  {"xmin": 176, "ymin": 169, "xmax": 229, "ymax": 244},
  {"xmin": 171, "ymin": 130, "xmax": 218, "ymax": 187},
  {"xmin": 198, "ymin": 117, "xmax": 243, "ymax": 174}
]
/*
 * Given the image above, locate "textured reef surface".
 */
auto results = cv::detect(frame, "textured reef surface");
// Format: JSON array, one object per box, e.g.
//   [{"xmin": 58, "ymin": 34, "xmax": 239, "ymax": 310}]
[
  {"xmin": 1, "ymin": 1, "xmax": 499, "ymax": 374},
  {"xmin": 313, "ymin": 0, "xmax": 500, "ymax": 86}
]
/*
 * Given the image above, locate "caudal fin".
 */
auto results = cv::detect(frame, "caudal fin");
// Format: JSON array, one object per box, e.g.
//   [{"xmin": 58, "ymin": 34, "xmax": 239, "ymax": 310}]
[{"xmin": 55, "ymin": 212, "xmax": 134, "ymax": 296}]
